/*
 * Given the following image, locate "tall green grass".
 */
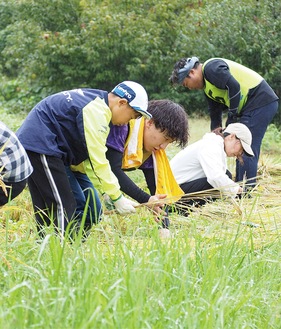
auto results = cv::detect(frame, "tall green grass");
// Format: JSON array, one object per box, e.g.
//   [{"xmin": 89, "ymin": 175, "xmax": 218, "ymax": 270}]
[
  {"xmin": 1, "ymin": 115, "xmax": 281, "ymax": 328},
  {"xmin": 1, "ymin": 211, "xmax": 281, "ymax": 328}
]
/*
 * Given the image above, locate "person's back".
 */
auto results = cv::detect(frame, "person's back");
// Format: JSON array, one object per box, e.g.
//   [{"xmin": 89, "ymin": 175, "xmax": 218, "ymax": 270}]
[
  {"xmin": 170, "ymin": 139, "xmax": 204, "ymax": 184},
  {"xmin": 170, "ymin": 133, "xmax": 227, "ymax": 185},
  {"xmin": 17, "ymin": 88, "xmax": 108, "ymax": 165}
]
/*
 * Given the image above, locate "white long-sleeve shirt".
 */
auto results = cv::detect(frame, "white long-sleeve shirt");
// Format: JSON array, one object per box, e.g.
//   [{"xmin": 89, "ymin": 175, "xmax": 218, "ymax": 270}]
[{"xmin": 170, "ymin": 133, "xmax": 240, "ymax": 197}]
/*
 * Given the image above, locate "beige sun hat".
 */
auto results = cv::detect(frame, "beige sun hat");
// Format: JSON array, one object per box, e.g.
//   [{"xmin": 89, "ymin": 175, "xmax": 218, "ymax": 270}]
[{"xmin": 224, "ymin": 123, "xmax": 254, "ymax": 157}]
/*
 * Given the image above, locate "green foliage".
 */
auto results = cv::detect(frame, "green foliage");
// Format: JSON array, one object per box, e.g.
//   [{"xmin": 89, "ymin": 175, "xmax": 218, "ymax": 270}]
[
  {"xmin": 16, "ymin": 0, "xmax": 82, "ymax": 32},
  {"xmin": 0, "ymin": 0, "xmax": 280, "ymax": 126},
  {"xmin": 0, "ymin": 76, "xmax": 43, "ymax": 116},
  {"xmin": 0, "ymin": 1, "xmax": 15, "ymax": 31}
]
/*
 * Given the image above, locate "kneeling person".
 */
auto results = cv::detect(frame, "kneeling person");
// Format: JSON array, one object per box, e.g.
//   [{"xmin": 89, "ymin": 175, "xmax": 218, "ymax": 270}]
[{"xmin": 170, "ymin": 123, "xmax": 254, "ymax": 214}]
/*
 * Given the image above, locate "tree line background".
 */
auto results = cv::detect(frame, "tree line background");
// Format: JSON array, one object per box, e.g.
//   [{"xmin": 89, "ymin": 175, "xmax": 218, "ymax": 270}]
[{"xmin": 0, "ymin": 0, "xmax": 280, "ymax": 126}]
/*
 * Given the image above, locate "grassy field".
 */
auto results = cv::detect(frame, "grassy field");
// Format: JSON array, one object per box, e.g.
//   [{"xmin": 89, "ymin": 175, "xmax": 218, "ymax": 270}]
[{"xmin": 1, "ymin": 114, "xmax": 281, "ymax": 328}]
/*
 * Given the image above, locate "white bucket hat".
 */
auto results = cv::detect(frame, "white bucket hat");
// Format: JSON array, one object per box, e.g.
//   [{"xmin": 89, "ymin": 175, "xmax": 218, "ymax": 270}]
[{"xmin": 224, "ymin": 123, "xmax": 254, "ymax": 157}]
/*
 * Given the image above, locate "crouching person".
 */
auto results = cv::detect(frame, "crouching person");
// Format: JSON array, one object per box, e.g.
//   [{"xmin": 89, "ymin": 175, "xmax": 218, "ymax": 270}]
[
  {"xmin": 16, "ymin": 81, "xmax": 150, "ymax": 239},
  {"xmin": 170, "ymin": 123, "xmax": 254, "ymax": 215},
  {"xmin": 0, "ymin": 121, "xmax": 33, "ymax": 206}
]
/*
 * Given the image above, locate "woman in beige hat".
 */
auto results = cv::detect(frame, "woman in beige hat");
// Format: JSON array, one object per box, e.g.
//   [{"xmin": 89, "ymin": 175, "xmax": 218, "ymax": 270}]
[{"xmin": 170, "ymin": 123, "xmax": 254, "ymax": 214}]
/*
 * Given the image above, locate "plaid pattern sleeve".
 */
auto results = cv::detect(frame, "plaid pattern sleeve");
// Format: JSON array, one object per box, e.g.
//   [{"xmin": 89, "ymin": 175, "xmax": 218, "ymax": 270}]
[{"xmin": 0, "ymin": 121, "xmax": 33, "ymax": 183}]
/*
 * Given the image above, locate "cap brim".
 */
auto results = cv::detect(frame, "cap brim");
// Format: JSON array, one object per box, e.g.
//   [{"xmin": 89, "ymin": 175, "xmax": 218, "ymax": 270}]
[
  {"xmin": 241, "ymin": 141, "xmax": 254, "ymax": 157},
  {"xmin": 133, "ymin": 108, "xmax": 152, "ymax": 119},
  {"xmin": 177, "ymin": 75, "xmax": 186, "ymax": 84}
]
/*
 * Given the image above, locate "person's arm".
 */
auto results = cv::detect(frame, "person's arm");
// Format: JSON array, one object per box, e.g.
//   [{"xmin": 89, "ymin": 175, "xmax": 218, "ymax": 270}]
[
  {"xmin": 141, "ymin": 168, "xmax": 156, "ymax": 195},
  {"xmin": 82, "ymin": 99, "xmax": 122, "ymax": 201},
  {"xmin": 107, "ymin": 148, "xmax": 167, "ymax": 219},
  {"xmin": 206, "ymin": 96, "xmax": 224, "ymax": 130},
  {"xmin": 225, "ymin": 75, "xmax": 241, "ymax": 125},
  {"xmin": 0, "ymin": 121, "xmax": 33, "ymax": 182},
  {"xmin": 106, "ymin": 147, "xmax": 151, "ymax": 204},
  {"xmin": 83, "ymin": 101, "xmax": 138, "ymax": 214}
]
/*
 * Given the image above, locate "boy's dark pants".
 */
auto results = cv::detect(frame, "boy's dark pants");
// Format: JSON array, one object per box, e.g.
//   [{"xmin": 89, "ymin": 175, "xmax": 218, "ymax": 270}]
[{"xmin": 26, "ymin": 151, "xmax": 77, "ymax": 236}]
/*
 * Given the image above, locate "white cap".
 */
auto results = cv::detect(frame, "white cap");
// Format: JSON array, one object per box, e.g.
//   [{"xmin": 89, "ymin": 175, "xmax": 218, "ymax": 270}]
[
  {"xmin": 224, "ymin": 123, "xmax": 254, "ymax": 157},
  {"xmin": 111, "ymin": 81, "xmax": 151, "ymax": 119}
]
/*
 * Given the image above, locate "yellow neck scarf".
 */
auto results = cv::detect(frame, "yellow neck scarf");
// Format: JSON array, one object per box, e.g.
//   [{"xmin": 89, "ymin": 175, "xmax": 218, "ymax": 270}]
[{"xmin": 122, "ymin": 118, "xmax": 145, "ymax": 169}]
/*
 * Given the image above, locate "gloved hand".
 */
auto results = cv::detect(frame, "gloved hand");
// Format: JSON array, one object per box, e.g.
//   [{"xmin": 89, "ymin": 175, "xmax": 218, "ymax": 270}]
[
  {"xmin": 103, "ymin": 194, "xmax": 116, "ymax": 210},
  {"xmin": 113, "ymin": 195, "xmax": 139, "ymax": 215}
]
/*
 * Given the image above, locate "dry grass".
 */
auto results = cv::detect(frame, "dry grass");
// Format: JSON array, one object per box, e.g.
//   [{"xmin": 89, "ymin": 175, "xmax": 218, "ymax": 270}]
[
  {"xmin": 166, "ymin": 153, "xmax": 281, "ymax": 249},
  {"xmin": 91, "ymin": 154, "xmax": 281, "ymax": 260},
  {"xmin": 0, "ymin": 149, "xmax": 280, "ymax": 251}
]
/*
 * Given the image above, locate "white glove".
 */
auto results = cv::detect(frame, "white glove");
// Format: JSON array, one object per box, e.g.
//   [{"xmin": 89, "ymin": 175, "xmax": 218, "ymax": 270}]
[{"xmin": 113, "ymin": 195, "xmax": 138, "ymax": 215}]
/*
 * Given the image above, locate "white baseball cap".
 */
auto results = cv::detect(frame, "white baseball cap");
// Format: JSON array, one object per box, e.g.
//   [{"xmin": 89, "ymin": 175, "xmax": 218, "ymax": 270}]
[
  {"xmin": 224, "ymin": 123, "xmax": 254, "ymax": 157},
  {"xmin": 111, "ymin": 81, "xmax": 151, "ymax": 119}
]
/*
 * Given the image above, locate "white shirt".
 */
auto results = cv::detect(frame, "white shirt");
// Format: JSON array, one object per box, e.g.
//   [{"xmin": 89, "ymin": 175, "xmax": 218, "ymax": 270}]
[{"xmin": 170, "ymin": 132, "xmax": 240, "ymax": 197}]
